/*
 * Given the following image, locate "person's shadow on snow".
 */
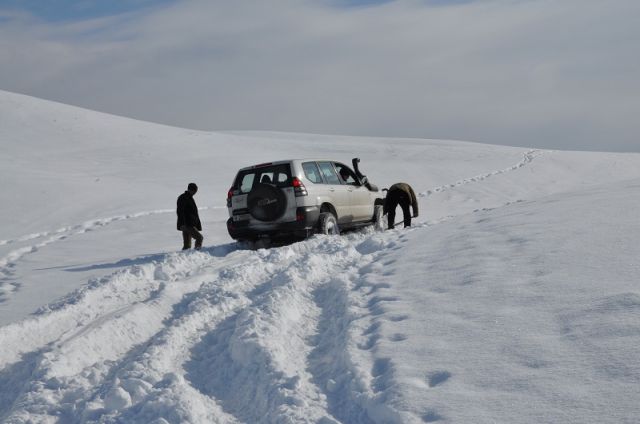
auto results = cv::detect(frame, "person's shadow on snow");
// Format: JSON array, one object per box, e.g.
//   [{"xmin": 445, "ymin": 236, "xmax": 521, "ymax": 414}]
[{"xmin": 64, "ymin": 243, "xmax": 240, "ymax": 272}]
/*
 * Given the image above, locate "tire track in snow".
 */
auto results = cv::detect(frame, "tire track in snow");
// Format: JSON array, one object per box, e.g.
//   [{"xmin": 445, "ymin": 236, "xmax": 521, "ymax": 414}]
[
  {"xmin": 418, "ymin": 149, "xmax": 544, "ymax": 198},
  {"xmin": 308, "ymin": 233, "xmax": 419, "ymax": 424},
  {"xmin": 182, "ymin": 236, "xmax": 366, "ymax": 424},
  {"xmin": 1, "ymin": 237, "xmax": 372, "ymax": 423},
  {"xmin": 0, "ymin": 232, "xmax": 400, "ymax": 423},
  {"xmin": 179, "ymin": 231, "xmax": 414, "ymax": 424},
  {"xmin": 3, "ymin": 226, "xmax": 439, "ymax": 422},
  {"xmin": 0, "ymin": 209, "xmax": 173, "ymax": 247},
  {"xmin": 0, "ymin": 148, "xmax": 546, "ymax": 422},
  {"xmin": 0, "ymin": 206, "xmax": 223, "ymax": 250},
  {"xmin": 0, "ymin": 206, "xmax": 224, "ymax": 302},
  {"xmin": 0, "ymin": 246, "xmax": 244, "ymax": 422},
  {"xmin": 0, "ymin": 244, "xmax": 236, "ymax": 369}
]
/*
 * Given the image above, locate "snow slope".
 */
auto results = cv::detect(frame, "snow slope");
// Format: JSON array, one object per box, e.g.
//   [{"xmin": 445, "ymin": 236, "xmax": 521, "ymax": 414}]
[{"xmin": 1, "ymin": 90, "xmax": 639, "ymax": 423}]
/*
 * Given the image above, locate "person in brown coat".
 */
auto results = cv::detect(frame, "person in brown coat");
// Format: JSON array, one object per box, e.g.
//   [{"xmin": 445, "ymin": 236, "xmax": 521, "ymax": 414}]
[
  {"xmin": 177, "ymin": 183, "xmax": 203, "ymax": 250},
  {"xmin": 384, "ymin": 183, "xmax": 419, "ymax": 229}
]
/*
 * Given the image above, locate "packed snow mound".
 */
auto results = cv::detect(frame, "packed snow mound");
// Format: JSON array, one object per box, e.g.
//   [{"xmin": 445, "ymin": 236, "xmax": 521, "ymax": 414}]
[{"xmin": 1, "ymin": 90, "xmax": 640, "ymax": 422}]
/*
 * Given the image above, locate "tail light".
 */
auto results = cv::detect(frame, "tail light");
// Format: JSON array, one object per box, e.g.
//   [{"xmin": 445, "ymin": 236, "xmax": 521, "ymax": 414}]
[
  {"xmin": 227, "ymin": 187, "xmax": 234, "ymax": 207},
  {"xmin": 292, "ymin": 177, "xmax": 308, "ymax": 197}
]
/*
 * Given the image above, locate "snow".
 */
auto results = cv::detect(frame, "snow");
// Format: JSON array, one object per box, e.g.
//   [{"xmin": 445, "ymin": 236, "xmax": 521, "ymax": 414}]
[{"xmin": 1, "ymin": 89, "xmax": 640, "ymax": 423}]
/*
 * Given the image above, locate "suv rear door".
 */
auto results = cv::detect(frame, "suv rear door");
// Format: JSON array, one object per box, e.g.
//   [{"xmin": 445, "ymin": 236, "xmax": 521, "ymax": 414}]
[{"xmin": 230, "ymin": 163, "xmax": 296, "ymax": 224}]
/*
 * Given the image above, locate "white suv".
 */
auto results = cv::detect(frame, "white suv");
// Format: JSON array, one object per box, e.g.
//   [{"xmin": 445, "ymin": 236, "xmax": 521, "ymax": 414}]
[{"xmin": 226, "ymin": 158, "xmax": 385, "ymax": 241}]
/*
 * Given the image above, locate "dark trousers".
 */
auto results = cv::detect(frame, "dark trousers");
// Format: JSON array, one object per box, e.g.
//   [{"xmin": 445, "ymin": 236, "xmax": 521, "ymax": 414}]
[
  {"xmin": 181, "ymin": 226, "xmax": 203, "ymax": 250},
  {"xmin": 386, "ymin": 192, "xmax": 411, "ymax": 229}
]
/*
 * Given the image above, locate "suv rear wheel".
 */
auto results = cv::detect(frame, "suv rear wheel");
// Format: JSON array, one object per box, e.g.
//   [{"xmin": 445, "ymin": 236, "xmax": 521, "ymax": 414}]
[{"xmin": 318, "ymin": 212, "xmax": 339, "ymax": 235}]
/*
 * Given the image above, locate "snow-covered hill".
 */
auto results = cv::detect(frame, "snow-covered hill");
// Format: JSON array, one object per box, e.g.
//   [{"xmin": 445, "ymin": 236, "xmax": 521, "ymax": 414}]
[{"xmin": 1, "ymin": 90, "xmax": 639, "ymax": 423}]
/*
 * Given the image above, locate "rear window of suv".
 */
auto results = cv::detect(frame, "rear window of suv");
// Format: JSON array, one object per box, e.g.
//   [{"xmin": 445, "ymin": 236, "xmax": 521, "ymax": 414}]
[{"xmin": 234, "ymin": 163, "xmax": 292, "ymax": 194}]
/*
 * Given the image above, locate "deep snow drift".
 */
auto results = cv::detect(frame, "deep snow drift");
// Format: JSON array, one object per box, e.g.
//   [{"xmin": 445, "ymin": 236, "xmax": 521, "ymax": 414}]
[{"xmin": 1, "ymin": 90, "xmax": 639, "ymax": 423}]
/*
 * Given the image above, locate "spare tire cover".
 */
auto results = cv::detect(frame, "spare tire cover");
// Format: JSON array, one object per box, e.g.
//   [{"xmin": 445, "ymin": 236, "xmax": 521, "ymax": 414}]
[{"xmin": 247, "ymin": 183, "xmax": 287, "ymax": 221}]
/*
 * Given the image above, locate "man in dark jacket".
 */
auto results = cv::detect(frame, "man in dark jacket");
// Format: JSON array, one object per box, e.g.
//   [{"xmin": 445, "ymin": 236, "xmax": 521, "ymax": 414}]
[
  {"xmin": 177, "ymin": 183, "xmax": 203, "ymax": 250},
  {"xmin": 384, "ymin": 182, "xmax": 419, "ymax": 229}
]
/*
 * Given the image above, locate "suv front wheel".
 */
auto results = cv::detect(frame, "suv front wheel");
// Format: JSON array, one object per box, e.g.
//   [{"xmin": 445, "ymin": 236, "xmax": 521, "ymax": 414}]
[{"xmin": 318, "ymin": 212, "xmax": 339, "ymax": 235}]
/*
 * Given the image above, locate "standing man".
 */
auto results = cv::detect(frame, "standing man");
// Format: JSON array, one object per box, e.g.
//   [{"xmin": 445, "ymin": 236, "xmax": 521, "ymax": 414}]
[
  {"xmin": 177, "ymin": 183, "xmax": 203, "ymax": 250},
  {"xmin": 384, "ymin": 183, "xmax": 419, "ymax": 229}
]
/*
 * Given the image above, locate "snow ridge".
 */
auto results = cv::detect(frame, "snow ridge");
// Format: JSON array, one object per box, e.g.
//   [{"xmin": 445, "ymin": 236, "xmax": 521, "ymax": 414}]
[
  {"xmin": 0, "ymin": 207, "xmax": 223, "ymax": 303},
  {"xmin": 419, "ymin": 149, "xmax": 544, "ymax": 197}
]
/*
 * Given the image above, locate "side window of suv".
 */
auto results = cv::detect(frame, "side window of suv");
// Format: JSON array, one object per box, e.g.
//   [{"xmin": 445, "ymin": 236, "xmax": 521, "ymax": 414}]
[
  {"xmin": 317, "ymin": 162, "xmax": 341, "ymax": 185},
  {"xmin": 302, "ymin": 162, "xmax": 322, "ymax": 184}
]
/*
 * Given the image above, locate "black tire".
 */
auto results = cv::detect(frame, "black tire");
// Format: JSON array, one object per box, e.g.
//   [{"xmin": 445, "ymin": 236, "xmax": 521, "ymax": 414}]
[
  {"xmin": 372, "ymin": 205, "xmax": 385, "ymax": 231},
  {"xmin": 247, "ymin": 183, "xmax": 287, "ymax": 221},
  {"xmin": 318, "ymin": 212, "xmax": 340, "ymax": 235}
]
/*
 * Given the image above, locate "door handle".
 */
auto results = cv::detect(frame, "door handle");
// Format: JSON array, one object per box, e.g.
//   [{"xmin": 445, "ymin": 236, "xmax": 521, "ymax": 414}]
[{"xmin": 329, "ymin": 188, "xmax": 335, "ymax": 192}]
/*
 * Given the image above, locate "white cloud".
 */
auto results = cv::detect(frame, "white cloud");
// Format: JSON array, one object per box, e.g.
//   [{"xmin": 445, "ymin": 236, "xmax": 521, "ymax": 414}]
[{"xmin": 1, "ymin": 0, "xmax": 639, "ymax": 151}]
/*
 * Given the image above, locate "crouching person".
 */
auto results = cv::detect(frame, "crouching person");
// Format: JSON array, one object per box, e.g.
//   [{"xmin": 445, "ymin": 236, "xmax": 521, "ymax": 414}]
[
  {"xmin": 384, "ymin": 183, "xmax": 419, "ymax": 229},
  {"xmin": 177, "ymin": 182, "xmax": 203, "ymax": 250}
]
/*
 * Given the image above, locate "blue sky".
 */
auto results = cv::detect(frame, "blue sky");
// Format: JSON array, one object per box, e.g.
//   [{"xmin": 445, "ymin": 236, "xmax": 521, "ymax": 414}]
[
  {"xmin": 0, "ymin": 0, "xmax": 176, "ymax": 21},
  {"xmin": 0, "ymin": 0, "xmax": 476, "ymax": 21},
  {"xmin": 0, "ymin": 0, "xmax": 639, "ymax": 152}
]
